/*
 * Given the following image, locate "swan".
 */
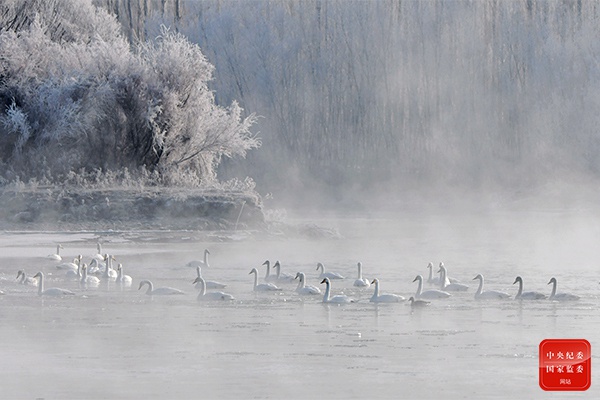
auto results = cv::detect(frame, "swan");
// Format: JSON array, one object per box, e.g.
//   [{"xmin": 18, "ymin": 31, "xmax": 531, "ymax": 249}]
[
  {"xmin": 47, "ymin": 244, "xmax": 63, "ymax": 261},
  {"xmin": 262, "ymin": 260, "xmax": 278, "ymax": 282},
  {"xmin": 16, "ymin": 270, "xmax": 38, "ymax": 286},
  {"xmin": 408, "ymin": 296, "xmax": 430, "ymax": 308},
  {"xmin": 438, "ymin": 264, "xmax": 469, "ymax": 291},
  {"xmin": 80, "ymin": 264, "xmax": 100, "ymax": 288},
  {"xmin": 102, "ymin": 254, "xmax": 117, "ymax": 281},
  {"xmin": 192, "ymin": 277, "xmax": 235, "ymax": 301},
  {"xmin": 32, "ymin": 272, "xmax": 75, "ymax": 296},
  {"xmin": 195, "ymin": 266, "xmax": 226, "ymax": 289},
  {"xmin": 272, "ymin": 261, "xmax": 296, "ymax": 282},
  {"xmin": 65, "ymin": 259, "xmax": 83, "ymax": 281},
  {"xmin": 437, "ymin": 262, "xmax": 461, "ymax": 284},
  {"xmin": 249, "ymin": 268, "xmax": 281, "ymax": 291},
  {"xmin": 320, "ymin": 277, "xmax": 354, "ymax": 303},
  {"xmin": 138, "ymin": 280, "xmax": 185, "ymax": 295},
  {"xmin": 116, "ymin": 263, "xmax": 133, "ymax": 287},
  {"xmin": 88, "ymin": 258, "xmax": 105, "ymax": 275},
  {"xmin": 426, "ymin": 262, "xmax": 441, "ymax": 285},
  {"xmin": 91, "ymin": 243, "xmax": 104, "ymax": 262},
  {"xmin": 473, "ymin": 274, "xmax": 510, "ymax": 300},
  {"xmin": 412, "ymin": 275, "xmax": 451, "ymax": 299},
  {"xmin": 294, "ymin": 272, "xmax": 321, "ymax": 295},
  {"xmin": 56, "ymin": 255, "xmax": 81, "ymax": 271},
  {"xmin": 547, "ymin": 277, "xmax": 580, "ymax": 301},
  {"xmin": 370, "ymin": 278, "xmax": 405, "ymax": 302},
  {"xmin": 186, "ymin": 249, "xmax": 210, "ymax": 269},
  {"xmin": 513, "ymin": 276, "xmax": 546, "ymax": 300},
  {"xmin": 316, "ymin": 262, "xmax": 344, "ymax": 280},
  {"xmin": 353, "ymin": 262, "xmax": 370, "ymax": 287}
]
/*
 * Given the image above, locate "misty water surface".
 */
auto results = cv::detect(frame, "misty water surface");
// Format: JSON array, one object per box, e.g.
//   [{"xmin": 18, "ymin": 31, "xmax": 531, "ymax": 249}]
[{"xmin": 0, "ymin": 207, "xmax": 598, "ymax": 399}]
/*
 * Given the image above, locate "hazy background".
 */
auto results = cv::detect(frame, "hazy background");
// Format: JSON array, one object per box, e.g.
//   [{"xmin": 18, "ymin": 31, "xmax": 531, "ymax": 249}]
[{"xmin": 94, "ymin": 0, "xmax": 600, "ymax": 208}]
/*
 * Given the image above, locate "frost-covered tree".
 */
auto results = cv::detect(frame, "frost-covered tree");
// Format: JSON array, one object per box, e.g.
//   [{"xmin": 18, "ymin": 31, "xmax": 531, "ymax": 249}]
[{"xmin": 0, "ymin": 0, "xmax": 258, "ymax": 184}]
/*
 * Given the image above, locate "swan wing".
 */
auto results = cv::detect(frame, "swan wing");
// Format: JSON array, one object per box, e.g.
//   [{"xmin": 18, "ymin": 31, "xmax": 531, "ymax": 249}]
[{"xmin": 419, "ymin": 290, "xmax": 451, "ymax": 299}]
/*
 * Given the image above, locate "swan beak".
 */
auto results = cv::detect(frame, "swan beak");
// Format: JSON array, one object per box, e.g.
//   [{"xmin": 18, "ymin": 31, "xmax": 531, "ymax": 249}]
[
  {"xmin": 472, "ymin": 276, "xmax": 477, "ymax": 280},
  {"xmin": 512, "ymin": 278, "xmax": 518, "ymax": 285},
  {"xmin": 412, "ymin": 276, "xmax": 418, "ymax": 282},
  {"xmin": 192, "ymin": 277, "xmax": 200, "ymax": 284},
  {"xmin": 371, "ymin": 279, "xmax": 376, "ymax": 284},
  {"xmin": 262, "ymin": 260, "xmax": 269, "ymax": 265},
  {"xmin": 294, "ymin": 273, "xmax": 300, "ymax": 280},
  {"xmin": 320, "ymin": 279, "xmax": 327, "ymax": 284}
]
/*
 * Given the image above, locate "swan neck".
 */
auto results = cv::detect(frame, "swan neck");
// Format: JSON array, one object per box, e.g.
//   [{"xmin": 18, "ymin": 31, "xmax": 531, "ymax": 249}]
[
  {"xmin": 199, "ymin": 278, "xmax": 206, "ymax": 295},
  {"xmin": 37, "ymin": 274, "xmax": 43, "ymax": 295},
  {"xmin": 373, "ymin": 280, "xmax": 380, "ymax": 297},
  {"xmin": 476, "ymin": 277, "xmax": 484, "ymax": 295},
  {"xmin": 416, "ymin": 277, "xmax": 423, "ymax": 296},
  {"xmin": 253, "ymin": 271, "xmax": 258, "ymax": 289},
  {"xmin": 427, "ymin": 265, "xmax": 432, "ymax": 281},
  {"xmin": 550, "ymin": 280, "xmax": 557, "ymax": 298},
  {"xmin": 203, "ymin": 251, "xmax": 209, "ymax": 266},
  {"xmin": 296, "ymin": 274, "xmax": 304, "ymax": 290},
  {"xmin": 323, "ymin": 280, "xmax": 330, "ymax": 302},
  {"xmin": 516, "ymin": 280, "xmax": 523, "ymax": 297},
  {"xmin": 439, "ymin": 267, "xmax": 446, "ymax": 289},
  {"xmin": 357, "ymin": 264, "xmax": 362, "ymax": 279}
]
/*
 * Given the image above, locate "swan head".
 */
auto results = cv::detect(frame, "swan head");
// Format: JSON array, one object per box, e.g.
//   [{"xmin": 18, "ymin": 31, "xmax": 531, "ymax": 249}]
[
  {"xmin": 117, "ymin": 263, "xmax": 123, "ymax": 271},
  {"xmin": 316, "ymin": 262, "xmax": 325, "ymax": 271},
  {"xmin": 408, "ymin": 296, "xmax": 415, "ymax": 302},
  {"xmin": 513, "ymin": 276, "xmax": 522, "ymax": 285},
  {"xmin": 138, "ymin": 280, "xmax": 150, "ymax": 290},
  {"xmin": 249, "ymin": 268, "xmax": 258, "ymax": 275},
  {"xmin": 439, "ymin": 262, "xmax": 444, "ymax": 268},
  {"xmin": 16, "ymin": 270, "xmax": 24, "ymax": 279},
  {"xmin": 294, "ymin": 272, "xmax": 302, "ymax": 280},
  {"xmin": 33, "ymin": 272, "xmax": 42, "ymax": 279},
  {"xmin": 412, "ymin": 275, "xmax": 422, "ymax": 283},
  {"xmin": 371, "ymin": 278, "xmax": 378, "ymax": 284},
  {"xmin": 192, "ymin": 276, "xmax": 202, "ymax": 285},
  {"xmin": 262, "ymin": 260, "xmax": 270, "ymax": 266},
  {"xmin": 204, "ymin": 249, "xmax": 210, "ymax": 255},
  {"xmin": 274, "ymin": 261, "xmax": 280, "ymax": 267},
  {"xmin": 427, "ymin": 262, "xmax": 433, "ymax": 269},
  {"xmin": 437, "ymin": 265, "xmax": 446, "ymax": 273},
  {"xmin": 547, "ymin": 277, "xmax": 557, "ymax": 285},
  {"xmin": 473, "ymin": 274, "xmax": 483, "ymax": 281},
  {"xmin": 320, "ymin": 278, "xmax": 330, "ymax": 285}
]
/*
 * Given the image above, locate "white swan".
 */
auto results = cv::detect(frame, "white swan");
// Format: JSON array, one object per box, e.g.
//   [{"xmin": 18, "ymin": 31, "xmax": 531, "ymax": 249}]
[
  {"xmin": 249, "ymin": 268, "xmax": 281, "ymax": 291},
  {"xmin": 272, "ymin": 261, "xmax": 296, "ymax": 282},
  {"xmin": 294, "ymin": 272, "xmax": 321, "ymax": 295},
  {"xmin": 353, "ymin": 262, "xmax": 370, "ymax": 287},
  {"xmin": 16, "ymin": 270, "xmax": 38, "ymax": 286},
  {"xmin": 56, "ymin": 255, "xmax": 81, "ymax": 271},
  {"xmin": 473, "ymin": 274, "xmax": 510, "ymax": 300},
  {"xmin": 513, "ymin": 276, "xmax": 546, "ymax": 300},
  {"xmin": 80, "ymin": 264, "xmax": 100, "ymax": 288},
  {"xmin": 370, "ymin": 278, "xmax": 405, "ymax": 302},
  {"xmin": 186, "ymin": 249, "xmax": 210, "ymax": 269},
  {"xmin": 92, "ymin": 243, "xmax": 104, "ymax": 262},
  {"xmin": 116, "ymin": 263, "xmax": 133, "ymax": 287},
  {"xmin": 32, "ymin": 272, "xmax": 75, "ymax": 296},
  {"xmin": 412, "ymin": 275, "xmax": 451, "ymax": 299},
  {"xmin": 262, "ymin": 260, "xmax": 278, "ymax": 282},
  {"xmin": 426, "ymin": 262, "xmax": 441, "ymax": 285},
  {"xmin": 438, "ymin": 264, "xmax": 469, "ymax": 291},
  {"xmin": 192, "ymin": 277, "xmax": 235, "ymax": 301},
  {"xmin": 547, "ymin": 277, "xmax": 580, "ymax": 301},
  {"xmin": 195, "ymin": 266, "xmax": 226, "ymax": 289},
  {"xmin": 437, "ymin": 262, "xmax": 461, "ymax": 284},
  {"xmin": 88, "ymin": 258, "xmax": 105, "ymax": 275},
  {"xmin": 316, "ymin": 262, "xmax": 344, "ymax": 280},
  {"xmin": 65, "ymin": 261, "xmax": 83, "ymax": 281},
  {"xmin": 320, "ymin": 277, "xmax": 354, "ymax": 303},
  {"xmin": 47, "ymin": 244, "xmax": 63, "ymax": 261},
  {"xmin": 102, "ymin": 254, "xmax": 117, "ymax": 281},
  {"xmin": 408, "ymin": 296, "xmax": 430, "ymax": 308},
  {"xmin": 138, "ymin": 280, "xmax": 185, "ymax": 295}
]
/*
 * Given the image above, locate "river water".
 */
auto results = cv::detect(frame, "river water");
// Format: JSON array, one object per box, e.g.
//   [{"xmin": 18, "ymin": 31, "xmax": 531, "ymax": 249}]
[{"xmin": 0, "ymin": 206, "xmax": 598, "ymax": 399}]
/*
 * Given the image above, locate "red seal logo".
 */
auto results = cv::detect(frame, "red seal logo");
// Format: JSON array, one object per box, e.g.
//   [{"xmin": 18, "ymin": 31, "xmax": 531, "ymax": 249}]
[{"xmin": 539, "ymin": 339, "xmax": 591, "ymax": 391}]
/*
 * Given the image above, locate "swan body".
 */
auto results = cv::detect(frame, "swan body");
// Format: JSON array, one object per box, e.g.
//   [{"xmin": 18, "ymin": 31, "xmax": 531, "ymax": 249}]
[
  {"xmin": 412, "ymin": 275, "xmax": 451, "ymax": 299},
  {"xmin": 294, "ymin": 272, "xmax": 321, "ymax": 295},
  {"xmin": 186, "ymin": 249, "xmax": 210, "ymax": 269},
  {"xmin": 316, "ymin": 262, "xmax": 344, "ymax": 280},
  {"xmin": 117, "ymin": 264, "xmax": 133, "ymax": 287},
  {"xmin": 16, "ymin": 270, "xmax": 38, "ymax": 286},
  {"xmin": 249, "ymin": 268, "xmax": 282, "ymax": 291},
  {"xmin": 32, "ymin": 272, "xmax": 75, "ymax": 296},
  {"xmin": 56, "ymin": 256, "xmax": 81, "ymax": 271},
  {"xmin": 321, "ymin": 277, "xmax": 354, "ymax": 303},
  {"xmin": 193, "ymin": 277, "xmax": 235, "ymax": 301},
  {"xmin": 88, "ymin": 258, "xmax": 105, "ymax": 275},
  {"xmin": 272, "ymin": 261, "xmax": 296, "ymax": 282},
  {"xmin": 195, "ymin": 266, "xmax": 226, "ymax": 289},
  {"xmin": 92, "ymin": 243, "xmax": 104, "ymax": 262},
  {"xmin": 80, "ymin": 264, "xmax": 100, "ymax": 287},
  {"xmin": 370, "ymin": 278, "xmax": 405, "ymax": 302},
  {"xmin": 353, "ymin": 262, "xmax": 370, "ymax": 287},
  {"xmin": 47, "ymin": 244, "xmax": 63, "ymax": 261},
  {"xmin": 138, "ymin": 280, "xmax": 185, "ymax": 295},
  {"xmin": 547, "ymin": 277, "xmax": 579, "ymax": 301},
  {"xmin": 408, "ymin": 296, "xmax": 430, "ymax": 308},
  {"xmin": 513, "ymin": 276, "xmax": 546, "ymax": 300},
  {"xmin": 438, "ymin": 265, "xmax": 469, "ymax": 291},
  {"xmin": 473, "ymin": 274, "xmax": 510, "ymax": 300}
]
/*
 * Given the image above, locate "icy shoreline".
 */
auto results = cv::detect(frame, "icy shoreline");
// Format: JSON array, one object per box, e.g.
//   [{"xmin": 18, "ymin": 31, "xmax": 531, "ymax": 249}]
[{"xmin": 0, "ymin": 187, "xmax": 265, "ymax": 231}]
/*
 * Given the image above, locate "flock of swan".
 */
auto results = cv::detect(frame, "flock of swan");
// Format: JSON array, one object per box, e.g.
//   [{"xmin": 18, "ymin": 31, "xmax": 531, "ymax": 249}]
[{"xmin": 4, "ymin": 244, "xmax": 584, "ymax": 307}]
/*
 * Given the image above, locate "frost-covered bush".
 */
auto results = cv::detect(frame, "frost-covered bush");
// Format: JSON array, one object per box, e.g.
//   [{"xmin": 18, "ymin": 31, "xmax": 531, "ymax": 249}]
[{"xmin": 0, "ymin": 0, "xmax": 259, "ymax": 185}]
